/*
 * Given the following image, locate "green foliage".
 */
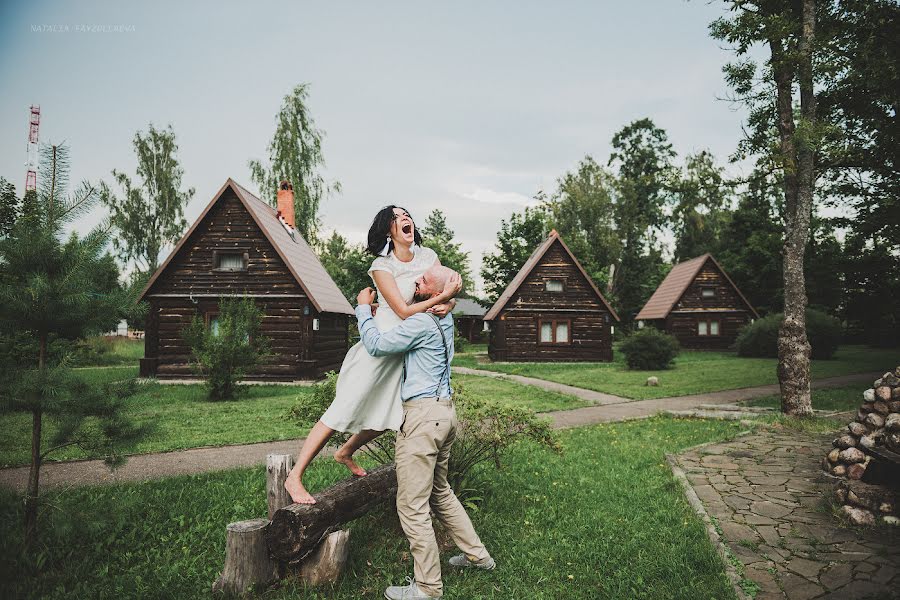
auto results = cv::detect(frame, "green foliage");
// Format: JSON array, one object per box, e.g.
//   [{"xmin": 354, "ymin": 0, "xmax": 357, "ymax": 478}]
[
  {"xmin": 183, "ymin": 298, "xmax": 270, "ymax": 400},
  {"xmin": 316, "ymin": 231, "xmax": 372, "ymax": 302},
  {"xmin": 419, "ymin": 209, "xmax": 473, "ymax": 292},
  {"xmin": 736, "ymin": 309, "xmax": 842, "ymax": 359},
  {"xmin": 670, "ymin": 151, "xmax": 733, "ymax": 263},
  {"xmin": 542, "ymin": 156, "xmax": 620, "ymax": 292},
  {"xmin": 286, "ymin": 373, "xmax": 560, "ymax": 503},
  {"xmin": 0, "ymin": 176, "xmax": 18, "ymax": 238},
  {"xmin": 608, "ymin": 118, "xmax": 676, "ymax": 326},
  {"xmin": 481, "ymin": 205, "xmax": 550, "ymax": 304},
  {"xmin": 100, "ymin": 124, "xmax": 193, "ymax": 273},
  {"xmin": 619, "ymin": 328, "xmax": 681, "ymax": 370},
  {"xmin": 249, "ymin": 83, "xmax": 339, "ymax": 243},
  {"xmin": 121, "ymin": 270, "xmax": 151, "ymax": 331}
]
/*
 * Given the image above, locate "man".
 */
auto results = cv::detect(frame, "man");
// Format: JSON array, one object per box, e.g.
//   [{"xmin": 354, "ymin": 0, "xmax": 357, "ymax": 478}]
[{"xmin": 355, "ymin": 265, "xmax": 496, "ymax": 600}]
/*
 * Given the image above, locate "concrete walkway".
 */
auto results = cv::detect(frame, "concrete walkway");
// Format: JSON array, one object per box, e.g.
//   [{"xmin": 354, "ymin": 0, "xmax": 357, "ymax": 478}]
[{"xmin": 0, "ymin": 370, "xmax": 879, "ymax": 493}]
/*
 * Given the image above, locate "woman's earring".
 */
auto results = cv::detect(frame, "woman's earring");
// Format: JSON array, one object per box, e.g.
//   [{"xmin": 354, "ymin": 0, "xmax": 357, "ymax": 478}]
[{"xmin": 379, "ymin": 237, "xmax": 391, "ymax": 256}]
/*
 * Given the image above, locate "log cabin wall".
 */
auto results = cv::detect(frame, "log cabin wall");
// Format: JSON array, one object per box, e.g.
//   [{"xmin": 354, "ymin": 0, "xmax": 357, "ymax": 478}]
[
  {"xmin": 663, "ymin": 260, "xmax": 753, "ymax": 350},
  {"xmin": 488, "ymin": 241, "xmax": 613, "ymax": 362},
  {"xmin": 140, "ymin": 188, "xmax": 349, "ymax": 380}
]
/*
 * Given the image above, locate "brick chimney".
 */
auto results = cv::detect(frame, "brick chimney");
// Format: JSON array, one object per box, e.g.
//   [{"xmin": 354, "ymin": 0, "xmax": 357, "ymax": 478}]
[{"xmin": 276, "ymin": 180, "xmax": 295, "ymax": 229}]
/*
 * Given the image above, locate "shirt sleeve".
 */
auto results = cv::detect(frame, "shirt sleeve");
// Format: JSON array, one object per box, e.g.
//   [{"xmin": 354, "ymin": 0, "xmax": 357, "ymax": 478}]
[
  {"xmin": 367, "ymin": 256, "xmax": 393, "ymax": 279},
  {"xmin": 420, "ymin": 246, "xmax": 439, "ymax": 266},
  {"xmin": 356, "ymin": 307, "xmax": 430, "ymax": 357}
]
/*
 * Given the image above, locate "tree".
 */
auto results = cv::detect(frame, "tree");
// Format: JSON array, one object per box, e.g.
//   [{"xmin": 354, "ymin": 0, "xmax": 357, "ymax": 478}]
[
  {"xmin": 711, "ymin": 0, "xmax": 822, "ymax": 415},
  {"xmin": 670, "ymin": 151, "xmax": 733, "ymax": 263},
  {"xmin": 543, "ymin": 156, "xmax": 620, "ymax": 292},
  {"xmin": 419, "ymin": 210, "xmax": 473, "ymax": 293},
  {"xmin": 249, "ymin": 83, "xmax": 339, "ymax": 244},
  {"xmin": 0, "ymin": 144, "xmax": 142, "ymax": 547},
  {"xmin": 607, "ymin": 118, "xmax": 676, "ymax": 326},
  {"xmin": 481, "ymin": 205, "xmax": 550, "ymax": 305},
  {"xmin": 101, "ymin": 124, "xmax": 193, "ymax": 274},
  {"xmin": 317, "ymin": 231, "xmax": 373, "ymax": 303},
  {"xmin": 0, "ymin": 177, "xmax": 18, "ymax": 238},
  {"xmin": 183, "ymin": 298, "xmax": 270, "ymax": 401}
]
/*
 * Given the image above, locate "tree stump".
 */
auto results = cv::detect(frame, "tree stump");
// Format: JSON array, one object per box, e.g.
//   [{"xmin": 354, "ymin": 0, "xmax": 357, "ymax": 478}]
[
  {"xmin": 293, "ymin": 529, "xmax": 351, "ymax": 585},
  {"xmin": 266, "ymin": 454, "xmax": 294, "ymax": 520},
  {"xmin": 266, "ymin": 463, "xmax": 397, "ymax": 562},
  {"xmin": 212, "ymin": 519, "xmax": 277, "ymax": 596}
]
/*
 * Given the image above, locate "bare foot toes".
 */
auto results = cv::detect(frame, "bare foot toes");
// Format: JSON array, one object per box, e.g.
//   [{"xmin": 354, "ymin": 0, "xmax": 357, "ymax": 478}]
[
  {"xmin": 334, "ymin": 452, "xmax": 367, "ymax": 476},
  {"xmin": 284, "ymin": 478, "xmax": 316, "ymax": 504}
]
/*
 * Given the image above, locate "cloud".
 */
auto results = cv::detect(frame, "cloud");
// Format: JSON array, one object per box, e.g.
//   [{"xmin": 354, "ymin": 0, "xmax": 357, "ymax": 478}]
[{"xmin": 459, "ymin": 187, "xmax": 538, "ymax": 207}]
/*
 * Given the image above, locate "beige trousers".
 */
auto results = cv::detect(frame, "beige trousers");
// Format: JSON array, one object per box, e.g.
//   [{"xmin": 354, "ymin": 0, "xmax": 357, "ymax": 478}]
[{"xmin": 394, "ymin": 398, "xmax": 491, "ymax": 597}]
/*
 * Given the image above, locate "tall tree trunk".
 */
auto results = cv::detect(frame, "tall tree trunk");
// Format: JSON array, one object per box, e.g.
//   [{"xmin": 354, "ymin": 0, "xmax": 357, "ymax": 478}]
[
  {"xmin": 24, "ymin": 334, "xmax": 47, "ymax": 547},
  {"xmin": 769, "ymin": 1, "xmax": 816, "ymax": 416}
]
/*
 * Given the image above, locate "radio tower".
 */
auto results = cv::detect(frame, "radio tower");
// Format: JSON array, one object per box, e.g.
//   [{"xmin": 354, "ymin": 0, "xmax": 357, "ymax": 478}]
[{"xmin": 25, "ymin": 105, "xmax": 40, "ymax": 191}]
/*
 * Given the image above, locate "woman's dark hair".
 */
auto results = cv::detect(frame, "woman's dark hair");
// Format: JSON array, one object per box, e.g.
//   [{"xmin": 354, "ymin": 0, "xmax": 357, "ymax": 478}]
[{"xmin": 366, "ymin": 205, "xmax": 422, "ymax": 256}]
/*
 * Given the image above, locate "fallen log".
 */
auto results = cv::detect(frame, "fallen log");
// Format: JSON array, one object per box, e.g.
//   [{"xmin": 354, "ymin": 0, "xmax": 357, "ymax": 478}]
[{"xmin": 265, "ymin": 463, "xmax": 397, "ymax": 562}]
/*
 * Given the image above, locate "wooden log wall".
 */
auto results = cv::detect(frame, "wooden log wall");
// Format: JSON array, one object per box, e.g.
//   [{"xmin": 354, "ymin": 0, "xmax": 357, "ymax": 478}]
[{"xmin": 488, "ymin": 241, "xmax": 613, "ymax": 362}]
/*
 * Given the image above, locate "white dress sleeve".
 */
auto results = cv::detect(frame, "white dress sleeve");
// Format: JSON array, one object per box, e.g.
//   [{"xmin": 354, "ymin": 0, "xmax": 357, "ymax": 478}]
[
  {"xmin": 419, "ymin": 246, "xmax": 439, "ymax": 267},
  {"xmin": 367, "ymin": 256, "xmax": 393, "ymax": 280}
]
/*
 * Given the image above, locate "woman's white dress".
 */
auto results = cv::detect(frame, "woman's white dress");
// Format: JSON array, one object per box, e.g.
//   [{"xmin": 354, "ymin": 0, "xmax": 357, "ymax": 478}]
[{"xmin": 320, "ymin": 245, "xmax": 439, "ymax": 433}]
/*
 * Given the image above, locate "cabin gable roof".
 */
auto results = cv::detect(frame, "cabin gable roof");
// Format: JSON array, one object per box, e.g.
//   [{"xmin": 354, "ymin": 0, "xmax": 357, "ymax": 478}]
[
  {"xmin": 138, "ymin": 178, "xmax": 354, "ymax": 315},
  {"xmin": 483, "ymin": 230, "xmax": 620, "ymax": 322},
  {"xmin": 635, "ymin": 253, "xmax": 759, "ymax": 320}
]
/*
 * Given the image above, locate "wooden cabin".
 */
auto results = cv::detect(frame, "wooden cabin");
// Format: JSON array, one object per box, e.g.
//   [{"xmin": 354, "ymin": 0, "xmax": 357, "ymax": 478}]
[
  {"xmin": 452, "ymin": 298, "xmax": 487, "ymax": 343},
  {"xmin": 483, "ymin": 230, "xmax": 620, "ymax": 362},
  {"xmin": 137, "ymin": 178, "xmax": 354, "ymax": 381},
  {"xmin": 635, "ymin": 253, "xmax": 759, "ymax": 350}
]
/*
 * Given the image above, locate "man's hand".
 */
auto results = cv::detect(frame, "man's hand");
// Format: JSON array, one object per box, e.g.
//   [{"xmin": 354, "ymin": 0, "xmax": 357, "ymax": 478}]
[
  {"xmin": 357, "ymin": 287, "xmax": 377, "ymax": 306},
  {"xmin": 427, "ymin": 303, "xmax": 452, "ymax": 317}
]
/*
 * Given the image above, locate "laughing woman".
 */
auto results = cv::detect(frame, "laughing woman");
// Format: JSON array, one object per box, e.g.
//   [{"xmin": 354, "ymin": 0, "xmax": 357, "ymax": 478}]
[{"xmin": 284, "ymin": 205, "xmax": 461, "ymax": 504}]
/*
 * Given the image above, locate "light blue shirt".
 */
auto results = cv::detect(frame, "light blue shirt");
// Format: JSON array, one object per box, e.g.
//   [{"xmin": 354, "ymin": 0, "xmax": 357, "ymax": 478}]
[{"xmin": 355, "ymin": 305, "xmax": 454, "ymax": 402}]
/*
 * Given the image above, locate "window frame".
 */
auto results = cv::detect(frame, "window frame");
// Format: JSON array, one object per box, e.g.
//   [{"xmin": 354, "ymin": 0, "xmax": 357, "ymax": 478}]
[
  {"xmin": 537, "ymin": 317, "xmax": 572, "ymax": 346},
  {"xmin": 212, "ymin": 248, "xmax": 250, "ymax": 272},
  {"xmin": 544, "ymin": 278, "xmax": 566, "ymax": 293},
  {"xmin": 697, "ymin": 318, "xmax": 721, "ymax": 337},
  {"xmin": 700, "ymin": 286, "xmax": 716, "ymax": 300}
]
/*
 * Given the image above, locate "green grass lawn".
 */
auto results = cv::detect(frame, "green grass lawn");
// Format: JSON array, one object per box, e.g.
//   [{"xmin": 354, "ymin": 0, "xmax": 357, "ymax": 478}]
[
  {"xmin": 0, "ymin": 416, "xmax": 745, "ymax": 599},
  {"xmin": 745, "ymin": 384, "xmax": 865, "ymax": 413},
  {"xmin": 453, "ymin": 344, "xmax": 899, "ymax": 401},
  {"xmin": 0, "ymin": 368, "xmax": 584, "ymax": 467},
  {"xmin": 71, "ymin": 336, "xmax": 145, "ymax": 367}
]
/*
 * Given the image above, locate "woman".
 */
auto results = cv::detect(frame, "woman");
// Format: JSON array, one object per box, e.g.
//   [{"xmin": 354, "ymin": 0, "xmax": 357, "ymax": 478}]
[{"xmin": 284, "ymin": 205, "xmax": 460, "ymax": 504}]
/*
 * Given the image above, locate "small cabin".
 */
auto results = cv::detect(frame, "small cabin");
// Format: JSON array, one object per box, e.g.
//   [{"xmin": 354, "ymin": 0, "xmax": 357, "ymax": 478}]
[
  {"xmin": 138, "ymin": 178, "xmax": 354, "ymax": 381},
  {"xmin": 484, "ymin": 230, "xmax": 620, "ymax": 362},
  {"xmin": 635, "ymin": 253, "xmax": 759, "ymax": 350},
  {"xmin": 452, "ymin": 298, "xmax": 487, "ymax": 343}
]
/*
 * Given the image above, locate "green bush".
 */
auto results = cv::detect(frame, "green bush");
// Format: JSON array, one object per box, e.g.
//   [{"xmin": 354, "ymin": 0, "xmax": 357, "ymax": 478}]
[
  {"xmin": 620, "ymin": 328, "xmax": 680, "ymax": 370},
  {"xmin": 286, "ymin": 372, "xmax": 561, "ymax": 506},
  {"xmin": 735, "ymin": 309, "xmax": 841, "ymax": 359},
  {"xmin": 182, "ymin": 298, "xmax": 270, "ymax": 400}
]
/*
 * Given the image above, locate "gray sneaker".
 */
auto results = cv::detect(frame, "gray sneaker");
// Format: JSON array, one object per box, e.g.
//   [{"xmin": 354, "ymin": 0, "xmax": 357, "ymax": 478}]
[
  {"xmin": 384, "ymin": 577, "xmax": 441, "ymax": 599},
  {"xmin": 448, "ymin": 554, "xmax": 496, "ymax": 570}
]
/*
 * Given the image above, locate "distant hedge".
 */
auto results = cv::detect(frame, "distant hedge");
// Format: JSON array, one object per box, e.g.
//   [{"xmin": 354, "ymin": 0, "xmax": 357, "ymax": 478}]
[
  {"xmin": 735, "ymin": 309, "xmax": 841, "ymax": 359},
  {"xmin": 620, "ymin": 328, "xmax": 681, "ymax": 370}
]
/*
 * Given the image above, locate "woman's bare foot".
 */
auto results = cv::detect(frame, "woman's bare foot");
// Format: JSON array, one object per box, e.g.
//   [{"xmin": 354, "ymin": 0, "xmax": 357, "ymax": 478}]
[
  {"xmin": 334, "ymin": 450, "xmax": 367, "ymax": 476},
  {"xmin": 284, "ymin": 476, "xmax": 316, "ymax": 504}
]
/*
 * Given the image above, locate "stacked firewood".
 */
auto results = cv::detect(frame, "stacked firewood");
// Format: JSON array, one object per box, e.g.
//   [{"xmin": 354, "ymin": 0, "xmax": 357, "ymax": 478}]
[{"xmin": 824, "ymin": 367, "xmax": 900, "ymax": 525}]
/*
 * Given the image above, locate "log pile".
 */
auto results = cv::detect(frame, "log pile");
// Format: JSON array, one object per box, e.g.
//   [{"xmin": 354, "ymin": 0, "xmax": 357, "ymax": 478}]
[{"xmin": 823, "ymin": 367, "xmax": 900, "ymax": 526}]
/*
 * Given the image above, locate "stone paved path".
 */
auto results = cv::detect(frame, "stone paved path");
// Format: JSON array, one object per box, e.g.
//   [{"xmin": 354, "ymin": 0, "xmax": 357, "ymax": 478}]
[
  {"xmin": 0, "ymin": 371, "xmax": 879, "ymax": 493},
  {"xmin": 672, "ymin": 429, "xmax": 900, "ymax": 600}
]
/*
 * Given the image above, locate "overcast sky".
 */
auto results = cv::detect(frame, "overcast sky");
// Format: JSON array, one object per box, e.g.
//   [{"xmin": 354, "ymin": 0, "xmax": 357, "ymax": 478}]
[{"xmin": 0, "ymin": 1, "xmax": 753, "ymax": 295}]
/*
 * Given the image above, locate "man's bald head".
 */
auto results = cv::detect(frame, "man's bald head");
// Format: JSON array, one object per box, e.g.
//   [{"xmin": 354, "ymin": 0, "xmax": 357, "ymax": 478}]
[{"xmin": 414, "ymin": 265, "xmax": 460, "ymax": 301}]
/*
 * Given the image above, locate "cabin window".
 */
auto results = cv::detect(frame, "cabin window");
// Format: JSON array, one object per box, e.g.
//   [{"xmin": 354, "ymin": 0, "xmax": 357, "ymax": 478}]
[
  {"xmin": 209, "ymin": 315, "xmax": 220, "ymax": 336},
  {"xmin": 213, "ymin": 251, "xmax": 248, "ymax": 271},
  {"xmin": 538, "ymin": 318, "xmax": 571, "ymax": 344},
  {"xmin": 701, "ymin": 287, "xmax": 716, "ymax": 299},
  {"xmin": 698, "ymin": 320, "xmax": 720, "ymax": 336},
  {"xmin": 545, "ymin": 279, "xmax": 564, "ymax": 292}
]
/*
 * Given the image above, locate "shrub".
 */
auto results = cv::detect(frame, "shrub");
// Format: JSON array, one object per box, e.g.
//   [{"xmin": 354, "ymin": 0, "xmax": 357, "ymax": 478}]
[
  {"xmin": 182, "ymin": 298, "xmax": 270, "ymax": 400},
  {"xmin": 286, "ymin": 372, "xmax": 561, "ymax": 506},
  {"xmin": 735, "ymin": 309, "xmax": 841, "ymax": 359},
  {"xmin": 620, "ymin": 328, "xmax": 680, "ymax": 370}
]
